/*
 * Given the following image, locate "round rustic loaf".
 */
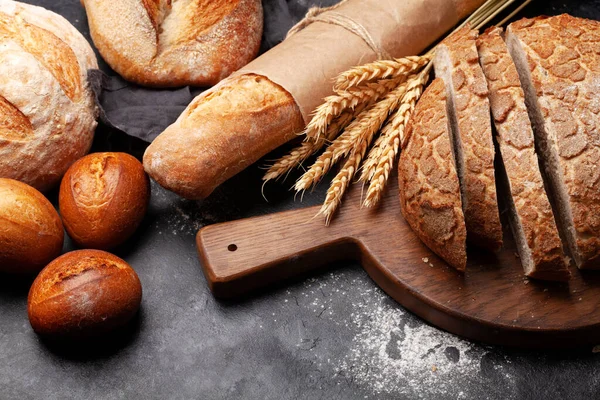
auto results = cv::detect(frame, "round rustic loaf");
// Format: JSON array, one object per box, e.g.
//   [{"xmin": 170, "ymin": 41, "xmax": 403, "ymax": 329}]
[
  {"xmin": 0, "ymin": 178, "xmax": 64, "ymax": 274},
  {"xmin": 0, "ymin": 0, "xmax": 98, "ymax": 192},
  {"xmin": 59, "ymin": 152, "xmax": 150, "ymax": 250},
  {"xmin": 28, "ymin": 250, "xmax": 142, "ymax": 339},
  {"xmin": 81, "ymin": 0, "xmax": 263, "ymax": 87}
]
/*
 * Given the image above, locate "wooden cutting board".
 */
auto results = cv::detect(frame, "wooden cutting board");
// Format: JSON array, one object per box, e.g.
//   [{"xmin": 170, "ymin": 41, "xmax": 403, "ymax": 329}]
[{"xmin": 196, "ymin": 176, "xmax": 600, "ymax": 348}]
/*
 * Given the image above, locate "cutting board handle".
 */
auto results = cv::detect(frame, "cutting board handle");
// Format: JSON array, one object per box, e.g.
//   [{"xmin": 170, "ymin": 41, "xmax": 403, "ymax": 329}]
[{"xmin": 196, "ymin": 205, "xmax": 359, "ymax": 298}]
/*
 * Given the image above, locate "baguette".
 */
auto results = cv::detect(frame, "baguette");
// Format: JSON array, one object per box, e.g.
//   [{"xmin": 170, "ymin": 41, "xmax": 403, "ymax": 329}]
[
  {"xmin": 434, "ymin": 26, "xmax": 503, "ymax": 252},
  {"xmin": 477, "ymin": 27, "xmax": 570, "ymax": 281},
  {"xmin": 506, "ymin": 15, "xmax": 600, "ymax": 269},
  {"xmin": 81, "ymin": 0, "xmax": 263, "ymax": 87},
  {"xmin": 144, "ymin": 74, "xmax": 304, "ymax": 199},
  {"xmin": 399, "ymin": 79, "xmax": 467, "ymax": 271}
]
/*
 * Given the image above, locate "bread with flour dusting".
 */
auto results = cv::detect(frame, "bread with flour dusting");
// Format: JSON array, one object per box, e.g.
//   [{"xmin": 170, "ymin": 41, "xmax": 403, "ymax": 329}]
[
  {"xmin": 434, "ymin": 26, "xmax": 503, "ymax": 252},
  {"xmin": 399, "ymin": 79, "xmax": 467, "ymax": 271},
  {"xmin": 0, "ymin": 0, "xmax": 98, "ymax": 192},
  {"xmin": 477, "ymin": 27, "xmax": 570, "ymax": 281},
  {"xmin": 81, "ymin": 0, "xmax": 263, "ymax": 87},
  {"xmin": 506, "ymin": 15, "xmax": 600, "ymax": 269}
]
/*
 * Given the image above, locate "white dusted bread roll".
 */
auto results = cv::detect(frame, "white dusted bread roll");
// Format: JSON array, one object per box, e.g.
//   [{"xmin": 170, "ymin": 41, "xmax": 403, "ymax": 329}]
[{"xmin": 0, "ymin": 0, "xmax": 98, "ymax": 192}]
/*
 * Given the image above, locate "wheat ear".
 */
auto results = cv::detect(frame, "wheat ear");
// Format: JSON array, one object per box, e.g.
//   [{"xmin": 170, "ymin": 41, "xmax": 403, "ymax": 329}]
[
  {"xmin": 317, "ymin": 155, "xmax": 358, "ymax": 225},
  {"xmin": 263, "ymin": 104, "xmax": 368, "ymax": 182},
  {"xmin": 334, "ymin": 55, "xmax": 431, "ymax": 92},
  {"xmin": 304, "ymin": 76, "xmax": 404, "ymax": 142},
  {"xmin": 296, "ymin": 78, "xmax": 409, "ymax": 192},
  {"xmin": 359, "ymin": 131, "xmax": 387, "ymax": 184},
  {"xmin": 363, "ymin": 69, "xmax": 430, "ymax": 208}
]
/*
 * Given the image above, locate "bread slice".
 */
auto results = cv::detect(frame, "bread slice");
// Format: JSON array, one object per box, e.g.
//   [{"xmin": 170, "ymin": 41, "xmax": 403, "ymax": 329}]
[
  {"xmin": 399, "ymin": 78, "xmax": 467, "ymax": 271},
  {"xmin": 506, "ymin": 15, "xmax": 600, "ymax": 269},
  {"xmin": 477, "ymin": 27, "xmax": 570, "ymax": 281},
  {"xmin": 434, "ymin": 26, "xmax": 503, "ymax": 252}
]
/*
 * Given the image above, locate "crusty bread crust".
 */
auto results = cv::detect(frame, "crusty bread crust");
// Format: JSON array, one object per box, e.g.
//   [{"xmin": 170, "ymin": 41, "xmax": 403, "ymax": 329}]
[
  {"xmin": 507, "ymin": 15, "xmax": 600, "ymax": 269},
  {"xmin": 143, "ymin": 74, "xmax": 304, "ymax": 199},
  {"xmin": 477, "ymin": 27, "xmax": 570, "ymax": 281},
  {"xmin": 0, "ymin": 0, "xmax": 98, "ymax": 192},
  {"xmin": 0, "ymin": 178, "xmax": 64, "ymax": 274},
  {"xmin": 434, "ymin": 26, "xmax": 503, "ymax": 251},
  {"xmin": 28, "ymin": 250, "xmax": 142, "ymax": 338},
  {"xmin": 59, "ymin": 153, "xmax": 150, "ymax": 250},
  {"xmin": 399, "ymin": 79, "xmax": 467, "ymax": 271},
  {"xmin": 82, "ymin": 0, "xmax": 263, "ymax": 87}
]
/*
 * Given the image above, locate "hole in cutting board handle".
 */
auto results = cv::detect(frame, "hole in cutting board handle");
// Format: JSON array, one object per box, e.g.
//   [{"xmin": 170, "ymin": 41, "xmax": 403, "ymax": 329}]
[{"xmin": 228, "ymin": 244, "xmax": 238, "ymax": 252}]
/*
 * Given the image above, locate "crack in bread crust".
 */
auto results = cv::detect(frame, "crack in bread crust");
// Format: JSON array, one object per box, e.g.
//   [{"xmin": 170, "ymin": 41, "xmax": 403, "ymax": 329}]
[
  {"xmin": 399, "ymin": 79, "xmax": 467, "ymax": 271},
  {"xmin": 478, "ymin": 27, "xmax": 569, "ymax": 281},
  {"xmin": 0, "ymin": 94, "xmax": 34, "ymax": 141},
  {"xmin": 508, "ymin": 15, "xmax": 600, "ymax": 269},
  {"xmin": 0, "ymin": 11, "xmax": 81, "ymax": 101}
]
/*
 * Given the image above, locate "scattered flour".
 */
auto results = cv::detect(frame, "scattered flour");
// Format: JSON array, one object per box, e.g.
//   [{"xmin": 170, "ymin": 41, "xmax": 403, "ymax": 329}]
[
  {"xmin": 291, "ymin": 272, "xmax": 516, "ymax": 399},
  {"xmin": 339, "ymin": 296, "xmax": 487, "ymax": 398}
]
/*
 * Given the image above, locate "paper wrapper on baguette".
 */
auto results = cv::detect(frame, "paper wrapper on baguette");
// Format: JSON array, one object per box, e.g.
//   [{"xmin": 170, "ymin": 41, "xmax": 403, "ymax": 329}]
[{"xmin": 143, "ymin": 0, "xmax": 485, "ymax": 200}]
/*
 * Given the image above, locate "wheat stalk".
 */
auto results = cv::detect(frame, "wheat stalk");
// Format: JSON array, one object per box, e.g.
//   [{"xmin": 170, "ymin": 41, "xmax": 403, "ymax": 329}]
[
  {"xmin": 304, "ymin": 76, "xmax": 405, "ymax": 142},
  {"xmin": 315, "ymin": 79, "xmax": 414, "ymax": 221},
  {"xmin": 317, "ymin": 154, "xmax": 358, "ymax": 225},
  {"xmin": 262, "ymin": 111, "xmax": 353, "ymax": 182},
  {"xmin": 363, "ymin": 70, "xmax": 429, "ymax": 207},
  {"xmin": 296, "ymin": 77, "xmax": 409, "ymax": 191},
  {"xmin": 359, "ymin": 131, "xmax": 387, "ymax": 184},
  {"xmin": 263, "ymin": 100, "xmax": 376, "ymax": 182},
  {"xmin": 334, "ymin": 55, "xmax": 430, "ymax": 92}
]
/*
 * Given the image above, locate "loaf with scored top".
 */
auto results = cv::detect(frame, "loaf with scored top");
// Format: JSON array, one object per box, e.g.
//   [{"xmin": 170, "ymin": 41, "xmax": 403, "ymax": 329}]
[
  {"xmin": 81, "ymin": 0, "xmax": 263, "ymax": 87},
  {"xmin": 0, "ymin": 0, "xmax": 98, "ymax": 192}
]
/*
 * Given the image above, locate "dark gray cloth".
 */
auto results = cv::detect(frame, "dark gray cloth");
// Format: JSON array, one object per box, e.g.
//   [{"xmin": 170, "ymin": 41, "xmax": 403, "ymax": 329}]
[{"xmin": 88, "ymin": 70, "xmax": 203, "ymax": 142}]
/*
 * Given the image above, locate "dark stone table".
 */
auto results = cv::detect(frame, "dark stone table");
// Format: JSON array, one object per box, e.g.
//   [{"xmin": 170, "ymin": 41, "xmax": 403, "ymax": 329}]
[{"xmin": 2, "ymin": 1, "xmax": 600, "ymax": 399}]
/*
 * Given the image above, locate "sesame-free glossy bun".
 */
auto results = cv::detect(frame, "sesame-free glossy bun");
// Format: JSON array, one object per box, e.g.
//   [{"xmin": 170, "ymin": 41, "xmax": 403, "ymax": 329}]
[
  {"xmin": 28, "ymin": 249, "xmax": 142, "ymax": 338},
  {"xmin": 0, "ymin": 178, "xmax": 64, "ymax": 274},
  {"xmin": 59, "ymin": 152, "xmax": 150, "ymax": 250}
]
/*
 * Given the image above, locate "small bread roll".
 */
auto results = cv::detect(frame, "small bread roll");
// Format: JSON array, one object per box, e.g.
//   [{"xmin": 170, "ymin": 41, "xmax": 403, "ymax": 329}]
[
  {"xmin": 0, "ymin": 178, "xmax": 64, "ymax": 274},
  {"xmin": 59, "ymin": 153, "xmax": 150, "ymax": 250},
  {"xmin": 28, "ymin": 250, "xmax": 142, "ymax": 338}
]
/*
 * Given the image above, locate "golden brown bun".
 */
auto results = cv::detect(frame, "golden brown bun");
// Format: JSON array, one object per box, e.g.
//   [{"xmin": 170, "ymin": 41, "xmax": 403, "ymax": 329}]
[
  {"xmin": 0, "ymin": 178, "xmax": 64, "ymax": 274},
  {"xmin": 59, "ymin": 153, "xmax": 150, "ymax": 250},
  {"xmin": 143, "ymin": 74, "xmax": 304, "ymax": 199},
  {"xmin": 28, "ymin": 250, "xmax": 142, "ymax": 338},
  {"xmin": 399, "ymin": 79, "xmax": 467, "ymax": 271},
  {"xmin": 0, "ymin": 1, "xmax": 98, "ymax": 191},
  {"xmin": 81, "ymin": 0, "xmax": 263, "ymax": 87},
  {"xmin": 434, "ymin": 26, "xmax": 503, "ymax": 252},
  {"xmin": 477, "ymin": 27, "xmax": 570, "ymax": 281},
  {"xmin": 507, "ymin": 15, "xmax": 600, "ymax": 270}
]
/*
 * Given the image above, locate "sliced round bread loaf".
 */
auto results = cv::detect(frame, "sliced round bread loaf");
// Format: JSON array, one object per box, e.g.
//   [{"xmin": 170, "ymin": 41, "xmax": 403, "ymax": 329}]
[
  {"xmin": 399, "ymin": 78, "xmax": 467, "ymax": 271},
  {"xmin": 434, "ymin": 26, "xmax": 503, "ymax": 252},
  {"xmin": 506, "ymin": 15, "xmax": 600, "ymax": 269},
  {"xmin": 477, "ymin": 27, "xmax": 570, "ymax": 281}
]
